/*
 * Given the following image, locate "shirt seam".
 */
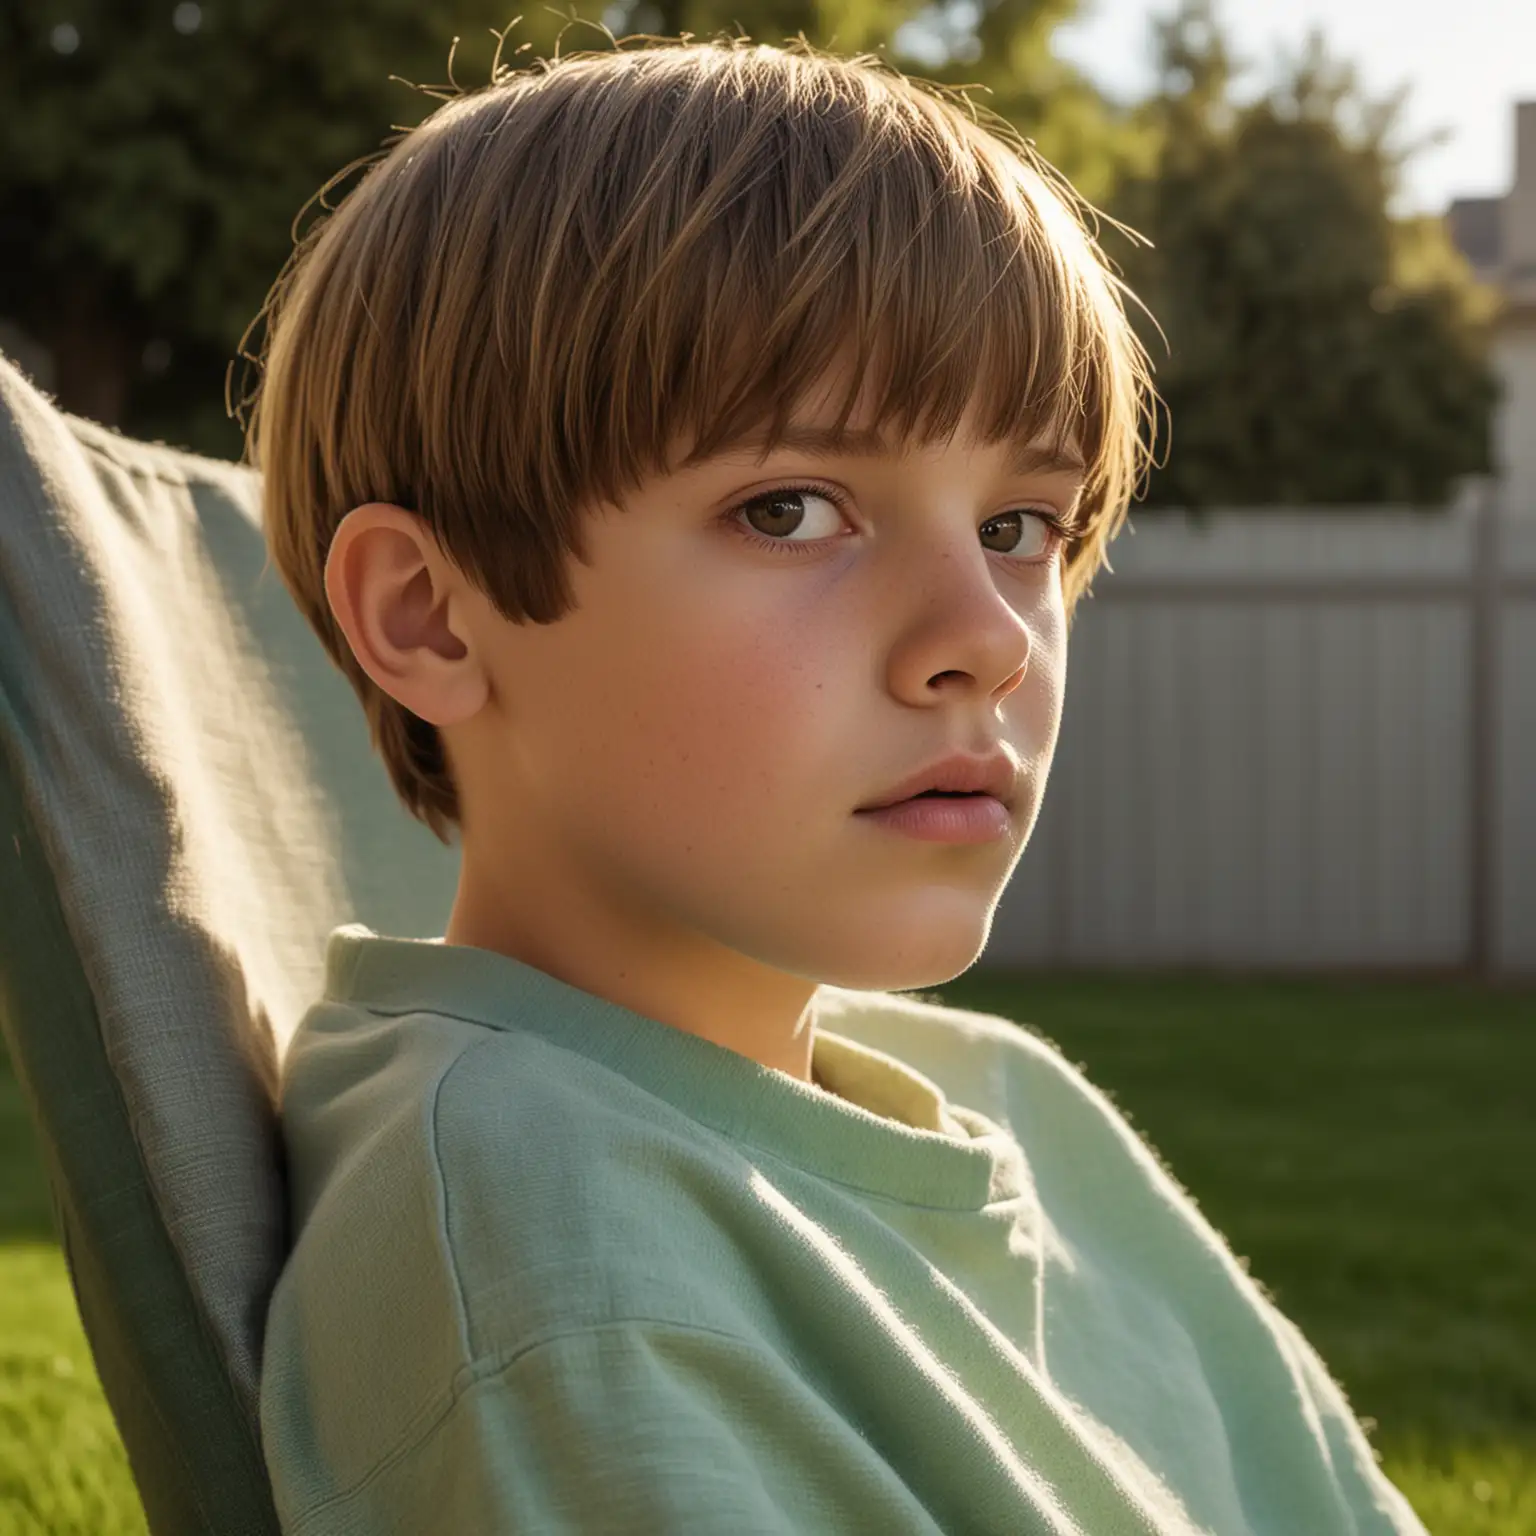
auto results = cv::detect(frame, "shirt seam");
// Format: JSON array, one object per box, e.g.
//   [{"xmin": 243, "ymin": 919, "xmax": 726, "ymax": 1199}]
[
  {"xmin": 427, "ymin": 1033, "xmax": 503, "ymax": 1365},
  {"xmin": 286, "ymin": 1317, "xmax": 779, "ymax": 1531}
]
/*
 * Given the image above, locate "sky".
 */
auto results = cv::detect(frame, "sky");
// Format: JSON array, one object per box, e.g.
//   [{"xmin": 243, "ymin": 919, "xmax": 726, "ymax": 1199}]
[{"xmin": 1047, "ymin": 0, "xmax": 1536, "ymax": 213}]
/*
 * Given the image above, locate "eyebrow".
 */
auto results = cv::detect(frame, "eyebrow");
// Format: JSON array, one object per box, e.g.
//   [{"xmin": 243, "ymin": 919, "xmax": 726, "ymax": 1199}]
[{"xmin": 728, "ymin": 423, "xmax": 1086, "ymax": 477}]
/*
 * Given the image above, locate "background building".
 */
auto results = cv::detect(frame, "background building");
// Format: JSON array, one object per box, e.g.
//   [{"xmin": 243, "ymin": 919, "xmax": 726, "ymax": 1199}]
[{"xmin": 1450, "ymin": 100, "xmax": 1536, "ymax": 518}]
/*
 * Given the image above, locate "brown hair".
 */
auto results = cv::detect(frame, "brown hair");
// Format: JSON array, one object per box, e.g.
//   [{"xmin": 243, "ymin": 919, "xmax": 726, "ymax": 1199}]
[{"xmin": 239, "ymin": 33, "xmax": 1155, "ymax": 847}]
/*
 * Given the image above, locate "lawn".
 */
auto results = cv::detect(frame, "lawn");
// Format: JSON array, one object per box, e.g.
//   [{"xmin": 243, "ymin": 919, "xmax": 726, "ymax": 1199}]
[{"xmin": 2, "ymin": 972, "xmax": 1533, "ymax": 1534}]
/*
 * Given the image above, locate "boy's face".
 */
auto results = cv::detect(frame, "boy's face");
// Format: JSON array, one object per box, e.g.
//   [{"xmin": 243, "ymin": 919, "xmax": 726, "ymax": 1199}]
[{"xmin": 329, "ymin": 364, "xmax": 1081, "ymax": 1078}]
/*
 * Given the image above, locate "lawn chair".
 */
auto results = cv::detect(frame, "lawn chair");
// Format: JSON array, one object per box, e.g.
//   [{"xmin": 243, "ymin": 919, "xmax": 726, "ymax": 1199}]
[{"xmin": 0, "ymin": 349, "xmax": 461, "ymax": 1536}]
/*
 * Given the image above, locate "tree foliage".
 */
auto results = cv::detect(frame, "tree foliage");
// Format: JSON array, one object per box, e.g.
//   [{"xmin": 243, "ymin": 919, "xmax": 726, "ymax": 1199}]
[
  {"xmin": 2, "ymin": 0, "xmax": 1497, "ymax": 502},
  {"xmin": 1107, "ymin": 0, "xmax": 1497, "ymax": 507},
  {"xmin": 0, "ymin": 0, "xmax": 1119, "ymax": 458}
]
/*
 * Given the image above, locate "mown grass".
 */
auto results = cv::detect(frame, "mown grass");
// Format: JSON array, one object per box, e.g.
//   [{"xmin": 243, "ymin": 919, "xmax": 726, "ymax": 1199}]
[
  {"xmin": 3, "ymin": 972, "xmax": 1533, "ymax": 1534},
  {"xmin": 0, "ymin": 1043, "xmax": 145, "ymax": 1535}
]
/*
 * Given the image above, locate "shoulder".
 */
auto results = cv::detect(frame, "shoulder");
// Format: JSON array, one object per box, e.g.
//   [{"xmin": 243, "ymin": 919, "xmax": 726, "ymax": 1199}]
[
  {"xmin": 426, "ymin": 1026, "xmax": 782, "ymax": 1359},
  {"xmin": 264, "ymin": 1002, "xmax": 498, "ymax": 1491},
  {"xmin": 278, "ymin": 999, "xmax": 492, "ymax": 1219}
]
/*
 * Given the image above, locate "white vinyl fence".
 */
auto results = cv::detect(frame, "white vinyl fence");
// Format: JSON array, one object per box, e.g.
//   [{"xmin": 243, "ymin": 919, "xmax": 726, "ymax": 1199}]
[{"xmin": 989, "ymin": 486, "xmax": 1536, "ymax": 976}]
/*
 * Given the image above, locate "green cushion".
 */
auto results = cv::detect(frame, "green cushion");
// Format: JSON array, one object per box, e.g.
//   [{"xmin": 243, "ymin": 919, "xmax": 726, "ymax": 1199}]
[{"xmin": 0, "ymin": 351, "xmax": 459, "ymax": 1533}]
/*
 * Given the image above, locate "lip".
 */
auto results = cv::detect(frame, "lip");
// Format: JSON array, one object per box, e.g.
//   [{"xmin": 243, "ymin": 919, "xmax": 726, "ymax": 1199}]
[
  {"xmin": 856, "ymin": 748, "xmax": 1019, "ymax": 812},
  {"xmin": 855, "ymin": 794, "xmax": 1012, "ymax": 843}
]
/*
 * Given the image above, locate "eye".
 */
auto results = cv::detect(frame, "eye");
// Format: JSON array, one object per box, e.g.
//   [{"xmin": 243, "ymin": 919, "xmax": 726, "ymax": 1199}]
[
  {"xmin": 731, "ymin": 486, "xmax": 848, "ymax": 548},
  {"xmin": 980, "ymin": 509, "xmax": 1062, "ymax": 560},
  {"xmin": 726, "ymin": 482, "xmax": 1071, "ymax": 563}
]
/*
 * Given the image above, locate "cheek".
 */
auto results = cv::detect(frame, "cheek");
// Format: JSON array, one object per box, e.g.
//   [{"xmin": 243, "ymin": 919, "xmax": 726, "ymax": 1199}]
[
  {"xmin": 696, "ymin": 628, "xmax": 858, "ymax": 810},
  {"xmin": 536, "ymin": 585, "xmax": 847, "ymax": 827}
]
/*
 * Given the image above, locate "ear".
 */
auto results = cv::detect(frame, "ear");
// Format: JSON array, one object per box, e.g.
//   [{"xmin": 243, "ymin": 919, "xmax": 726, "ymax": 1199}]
[{"xmin": 322, "ymin": 503, "xmax": 490, "ymax": 727}]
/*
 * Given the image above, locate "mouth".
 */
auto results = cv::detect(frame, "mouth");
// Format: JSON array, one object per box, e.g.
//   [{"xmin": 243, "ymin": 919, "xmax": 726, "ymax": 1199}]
[
  {"xmin": 853, "ymin": 785, "xmax": 1013, "ymax": 841},
  {"xmin": 855, "ymin": 789, "xmax": 997, "ymax": 812},
  {"xmin": 856, "ymin": 749, "xmax": 1018, "ymax": 812}
]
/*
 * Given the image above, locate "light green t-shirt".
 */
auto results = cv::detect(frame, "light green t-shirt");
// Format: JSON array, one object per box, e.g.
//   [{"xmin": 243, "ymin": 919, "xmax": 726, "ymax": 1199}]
[{"xmin": 258, "ymin": 925, "xmax": 1426, "ymax": 1535}]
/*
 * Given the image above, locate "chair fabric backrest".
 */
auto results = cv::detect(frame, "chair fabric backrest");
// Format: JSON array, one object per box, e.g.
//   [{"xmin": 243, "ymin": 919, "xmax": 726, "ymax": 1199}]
[{"xmin": 0, "ymin": 351, "xmax": 461, "ymax": 1534}]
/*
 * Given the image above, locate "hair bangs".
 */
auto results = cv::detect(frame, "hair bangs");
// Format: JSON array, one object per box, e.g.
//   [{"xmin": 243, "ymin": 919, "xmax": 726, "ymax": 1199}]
[{"xmin": 587, "ymin": 57, "xmax": 1146, "ymax": 586}]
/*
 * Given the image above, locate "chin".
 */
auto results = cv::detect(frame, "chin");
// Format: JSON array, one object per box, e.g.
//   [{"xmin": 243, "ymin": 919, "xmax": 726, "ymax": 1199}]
[{"xmin": 806, "ymin": 926, "xmax": 993, "ymax": 996}]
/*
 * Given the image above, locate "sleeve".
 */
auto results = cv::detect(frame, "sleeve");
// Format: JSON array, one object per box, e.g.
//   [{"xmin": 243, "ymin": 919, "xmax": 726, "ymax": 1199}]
[
  {"xmin": 284, "ymin": 1319, "xmax": 906, "ymax": 1536},
  {"xmin": 1273, "ymin": 1312, "xmax": 1431, "ymax": 1536}
]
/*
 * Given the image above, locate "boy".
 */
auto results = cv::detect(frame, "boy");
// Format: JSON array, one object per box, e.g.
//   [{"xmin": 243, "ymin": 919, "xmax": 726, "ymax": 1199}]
[{"xmin": 248, "ymin": 34, "xmax": 1427, "ymax": 1535}]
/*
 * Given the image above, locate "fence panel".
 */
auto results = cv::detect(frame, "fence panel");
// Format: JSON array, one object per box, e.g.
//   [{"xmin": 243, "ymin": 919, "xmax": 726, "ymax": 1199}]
[{"xmin": 988, "ymin": 494, "xmax": 1531, "ymax": 974}]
